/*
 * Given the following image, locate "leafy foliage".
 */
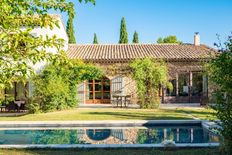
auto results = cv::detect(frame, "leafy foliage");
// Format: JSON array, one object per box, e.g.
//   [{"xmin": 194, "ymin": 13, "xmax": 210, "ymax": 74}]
[
  {"xmin": 132, "ymin": 31, "xmax": 139, "ymax": 43},
  {"xmin": 119, "ymin": 17, "xmax": 128, "ymax": 44},
  {"xmin": 157, "ymin": 36, "xmax": 182, "ymax": 44},
  {"xmin": 79, "ymin": 0, "xmax": 96, "ymax": 5},
  {"xmin": 93, "ymin": 33, "xmax": 98, "ymax": 44},
  {"xmin": 130, "ymin": 58, "xmax": 169, "ymax": 109},
  {"xmin": 0, "ymin": 0, "xmax": 95, "ymax": 90},
  {"xmin": 29, "ymin": 60, "xmax": 102, "ymax": 113},
  {"xmin": 0, "ymin": 0, "xmax": 72, "ymax": 89},
  {"xmin": 208, "ymin": 36, "xmax": 232, "ymax": 154}
]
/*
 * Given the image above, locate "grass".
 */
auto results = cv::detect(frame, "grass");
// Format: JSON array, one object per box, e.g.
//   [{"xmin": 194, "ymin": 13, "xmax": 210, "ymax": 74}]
[
  {"xmin": 0, "ymin": 148, "xmax": 221, "ymax": 155},
  {"xmin": 0, "ymin": 107, "xmax": 216, "ymax": 121}
]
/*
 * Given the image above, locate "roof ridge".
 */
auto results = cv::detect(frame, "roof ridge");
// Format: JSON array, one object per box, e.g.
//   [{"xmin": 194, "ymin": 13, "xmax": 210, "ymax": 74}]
[{"xmin": 68, "ymin": 43, "xmax": 187, "ymax": 46}]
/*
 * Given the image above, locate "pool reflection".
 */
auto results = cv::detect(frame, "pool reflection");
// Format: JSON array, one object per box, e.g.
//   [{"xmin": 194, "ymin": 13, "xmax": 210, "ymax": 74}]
[{"xmin": 0, "ymin": 126, "xmax": 219, "ymax": 145}]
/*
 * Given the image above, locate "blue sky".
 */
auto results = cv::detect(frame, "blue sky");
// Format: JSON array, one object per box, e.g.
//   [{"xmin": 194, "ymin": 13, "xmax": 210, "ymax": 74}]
[{"xmin": 60, "ymin": 0, "xmax": 232, "ymax": 47}]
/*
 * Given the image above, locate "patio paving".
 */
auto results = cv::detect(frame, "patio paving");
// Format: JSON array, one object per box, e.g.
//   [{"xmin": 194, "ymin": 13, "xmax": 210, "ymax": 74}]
[
  {"xmin": 78, "ymin": 103, "xmax": 140, "ymax": 109},
  {"xmin": 79, "ymin": 103, "xmax": 203, "ymax": 109},
  {"xmin": 160, "ymin": 103, "xmax": 202, "ymax": 109},
  {"xmin": 0, "ymin": 112, "xmax": 27, "ymax": 117}
]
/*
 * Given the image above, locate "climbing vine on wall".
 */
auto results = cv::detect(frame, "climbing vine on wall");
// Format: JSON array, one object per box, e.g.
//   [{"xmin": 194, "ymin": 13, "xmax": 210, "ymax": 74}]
[{"xmin": 130, "ymin": 58, "xmax": 171, "ymax": 109}]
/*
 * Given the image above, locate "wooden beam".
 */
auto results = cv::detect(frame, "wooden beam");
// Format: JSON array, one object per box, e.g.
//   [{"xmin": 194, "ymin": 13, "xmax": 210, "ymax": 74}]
[
  {"xmin": 176, "ymin": 73, "xmax": 179, "ymax": 96},
  {"xmin": 84, "ymin": 81, "xmax": 86, "ymax": 104},
  {"xmin": 203, "ymin": 75, "xmax": 208, "ymax": 98},
  {"xmin": 189, "ymin": 71, "xmax": 193, "ymax": 103},
  {"xmin": 14, "ymin": 82, "xmax": 17, "ymax": 100},
  {"xmin": 161, "ymin": 85, "xmax": 165, "ymax": 104}
]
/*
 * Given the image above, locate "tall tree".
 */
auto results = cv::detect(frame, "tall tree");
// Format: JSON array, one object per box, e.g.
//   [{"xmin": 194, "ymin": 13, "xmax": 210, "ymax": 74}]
[
  {"xmin": 157, "ymin": 35, "xmax": 182, "ymax": 43},
  {"xmin": 132, "ymin": 31, "xmax": 139, "ymax": 43},
  {"xmin": 93, "ymin": 33, "xmax": 98, "ymax": 44},
  {"xmin": 66, "ymin": 17, "xmax": 76, "ymax": 43},
  {"xmin": 119, "ymin": 17, "xmax": 128, "ymax": 44},
  {"xmin": 66, "ymin": 0, "xmax": 96, "ymax": 44}
]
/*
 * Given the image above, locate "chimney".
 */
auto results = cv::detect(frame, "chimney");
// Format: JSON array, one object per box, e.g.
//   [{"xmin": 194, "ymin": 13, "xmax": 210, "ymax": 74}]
[{"xmin": 194, "ymin": 32, "xmax": 200, "ymax": 46}]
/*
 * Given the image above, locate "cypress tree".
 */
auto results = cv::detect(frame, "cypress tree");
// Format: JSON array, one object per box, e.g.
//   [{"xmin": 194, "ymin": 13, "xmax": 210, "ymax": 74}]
[
  {"xmin": 119, "ymin": 17, "xmax": 128, "ymax": 44},
  {"xmin": 93, "ymin": 33, "xmax": 98, "ymax": 44},
  {"xmin": 66, "ymin": 17, "xmax": 76, "ymax": 44},
  {"xmin": 132, "ymin": 31, "xmax": 139, "ymax": 43}
]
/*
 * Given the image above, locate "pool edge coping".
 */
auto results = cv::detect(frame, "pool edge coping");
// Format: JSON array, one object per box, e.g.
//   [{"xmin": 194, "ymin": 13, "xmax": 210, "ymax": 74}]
[
  {"xmin": 0, "ymin": 143, "xmax": 220, "ymax": 149},
  {"xmin": 0, "ymin": 120, "xmax": 204, "ymax": 128}
]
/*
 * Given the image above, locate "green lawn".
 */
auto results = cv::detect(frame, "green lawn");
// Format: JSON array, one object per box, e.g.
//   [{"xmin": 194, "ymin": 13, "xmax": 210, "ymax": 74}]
[
  {"xmin": 0, "ymin": 148, "xmax": 221, "ymax": 155},
  {"xmin": 0, "ymin": 107, "xmax": 216, "ymax": 121}
]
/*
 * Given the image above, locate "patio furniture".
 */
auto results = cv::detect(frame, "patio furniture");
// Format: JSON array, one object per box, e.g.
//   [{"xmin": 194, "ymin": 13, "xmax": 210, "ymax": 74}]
[
  {"xmin": 113, "ymin": 95, "xmax": 131, "ymax": 108},
  {"xmin": 0, "ymin": 104, "xmax": 6, "ymax": 112},
  {"xmin": 124, "ymin": 95, "xmax": 131, "ymax": 107},
  {"xmin": 6, "ymin": 101, "xmax": 16, "ymax": 112},
  {"xmin": 20, "ymin": 103, "xmax": 26, "ymax": 111},
  {"xmin": 14, "ymin": 100, "xmax": 26, "ymax": 112},
  {"xmin": 111, "ymin": 95, "xmax": 120, "ymax": 107}
]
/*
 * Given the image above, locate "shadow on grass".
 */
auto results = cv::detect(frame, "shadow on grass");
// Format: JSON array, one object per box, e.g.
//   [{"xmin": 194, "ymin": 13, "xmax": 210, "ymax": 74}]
[
  {"xmin": 83, "ymin": 110, "xmax": 193, "ymax": 120},
  {"xmin": 174, "ymin": 109, "xmax": 215, "ymax": 115}
]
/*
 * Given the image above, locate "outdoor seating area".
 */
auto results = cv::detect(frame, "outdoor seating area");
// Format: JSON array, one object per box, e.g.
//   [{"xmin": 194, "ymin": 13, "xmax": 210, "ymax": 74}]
[
  {"xmin": 0, "ymin": 82, "xmax": 28, "ymax": 113},
  {"xmin": 111, "ymin": 95, "xmax": 131, "ymax": 108},
  {"xmin": 0, "ymin": 100, "xmax": 26, "ymax": 113}
]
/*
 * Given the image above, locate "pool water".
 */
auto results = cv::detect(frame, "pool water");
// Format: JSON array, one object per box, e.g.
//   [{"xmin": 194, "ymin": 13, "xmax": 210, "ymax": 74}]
[{"xmin": 0, "ymin": 125, "xmax": 219, "ymax": 145}]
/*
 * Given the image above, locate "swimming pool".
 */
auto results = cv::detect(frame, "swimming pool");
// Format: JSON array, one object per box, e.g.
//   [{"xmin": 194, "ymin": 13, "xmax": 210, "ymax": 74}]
[{"xmin": 0, "ymin": 123, "xmax": 219, "ymax": 146}]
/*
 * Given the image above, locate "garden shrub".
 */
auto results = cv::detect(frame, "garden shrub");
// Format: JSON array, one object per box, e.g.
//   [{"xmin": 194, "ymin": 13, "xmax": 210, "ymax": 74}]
[
  {"xmin": 130, "ymin": 58, "xmax": 170, "ymax": 109},
  {"xmin": 208, "ymin": 36, "xmax": 232, "ymax": 154},
  {"xmin": 29, "ymin": 60, "xmax": 102, "ymax": 113},
  {"xmin": 26, "ymin": 97, "xmax": 40, "ymax": 114}
]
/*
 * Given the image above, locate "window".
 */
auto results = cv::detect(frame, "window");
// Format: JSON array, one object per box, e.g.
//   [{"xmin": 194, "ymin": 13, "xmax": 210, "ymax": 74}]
[
  {"xmin": 192, "ymin": 72, "xmax": 203, "ymax": 96},
  {"xmin": 178, "ymin": 73, "xmax": 189, "ymax": 96}
]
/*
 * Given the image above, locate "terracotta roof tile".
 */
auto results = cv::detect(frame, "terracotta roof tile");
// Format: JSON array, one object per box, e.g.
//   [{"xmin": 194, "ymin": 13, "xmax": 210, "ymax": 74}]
[{"xmin": 67, "ymin": 44, "xmax": 217, "ymax": 63}]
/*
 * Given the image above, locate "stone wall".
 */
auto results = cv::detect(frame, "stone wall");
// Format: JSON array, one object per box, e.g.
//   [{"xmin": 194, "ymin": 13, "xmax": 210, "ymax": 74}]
[
  {"xmin": 87, "ymin": 61, "xmax": 207, "ymax": 104},
  {"xmin": 98, "ymin": 63, "xmax": 138, "ymax": 104},
  {"xmin": 123, "ymin": 76, "xmax": 138, "ymax": 104}
]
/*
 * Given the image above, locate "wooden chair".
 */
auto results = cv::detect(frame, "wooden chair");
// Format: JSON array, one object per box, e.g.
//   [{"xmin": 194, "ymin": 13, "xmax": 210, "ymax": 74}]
[
  {"xmin": 111, "ymin": 95, "xmax": 120, "ymax": 107},
  {"xmin": 14, "ymin": 100, "xmax": 26, "ymax": 112},
  {"xmin": 124, "ymin": 95, "xmax": 131, "ymax": 108},
  {"xmin": 20, "ymin": 103, "xmax": 26, "ymax": 112}
]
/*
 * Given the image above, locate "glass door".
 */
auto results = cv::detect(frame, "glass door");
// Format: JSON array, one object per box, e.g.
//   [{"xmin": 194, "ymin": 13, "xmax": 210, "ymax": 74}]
[{"xmin": 85, "ymin": 78, "xmax": 111, "ymax": 104}]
